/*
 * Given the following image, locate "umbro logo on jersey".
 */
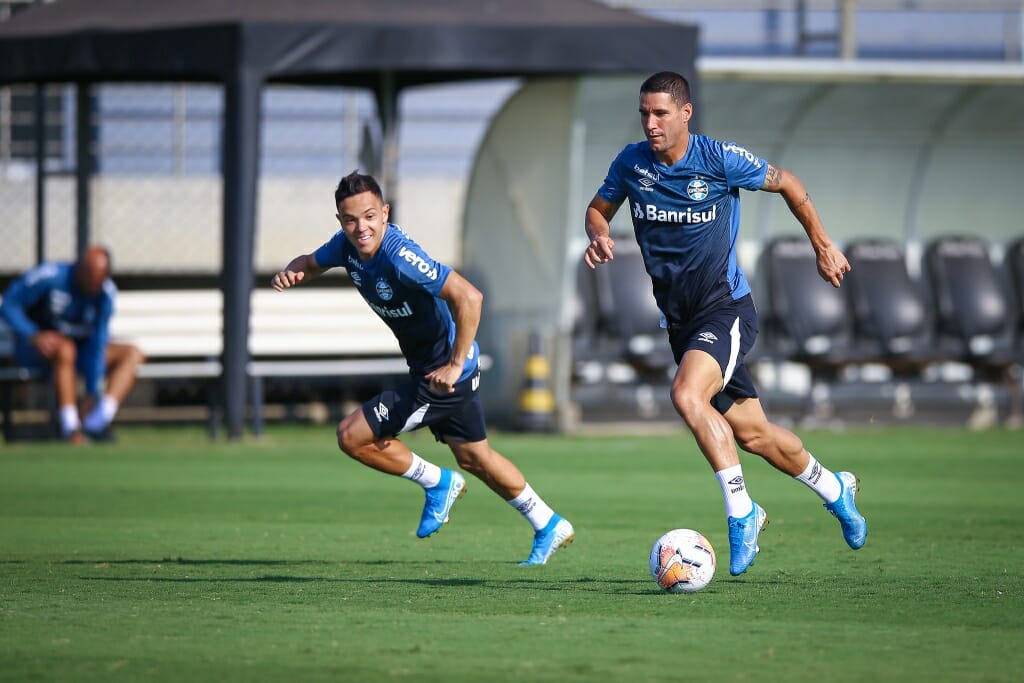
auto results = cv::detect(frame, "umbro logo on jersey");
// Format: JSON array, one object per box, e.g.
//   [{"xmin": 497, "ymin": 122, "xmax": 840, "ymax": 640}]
[
  {"xmin": 349, "ymin": 271, "xmax": 362, "ymax": 287},
  {"xmin": 698, "ymin": 331, "xmax": 718, "ymax": 343},
  {"xmin": 373, "ymin": 402, "xmax": 389, "ymax": 422},
  {"xmin": 633, "ymin": 164, "xmax": 660, "ymax": 183}
]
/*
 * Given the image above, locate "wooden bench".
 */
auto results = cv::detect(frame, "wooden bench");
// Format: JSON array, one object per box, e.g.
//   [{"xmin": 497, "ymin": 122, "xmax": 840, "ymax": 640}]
[{"xmin": 1, "ymin": 287, "xmax": 407, "ymax": 439}]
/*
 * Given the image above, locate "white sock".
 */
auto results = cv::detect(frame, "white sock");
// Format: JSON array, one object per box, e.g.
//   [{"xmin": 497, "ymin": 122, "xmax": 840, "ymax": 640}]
[
  {"xmin": 83, "ymin": 395, "xmax": 119, "ymax": 432},
  {"xmin": 715, "ymin": 465, "xmax": 754, "ymax": 519},
  {"xmin": 400, "ymin": 452, "xmax": 443, "ymax": 489},
  {"xmin": 507, "ymin": 483, "xmax": 555, "ymax": 531},
  {"xmin": 60, "ymin": 405, "xmax": 81, "ymax": 435},
  {"xmin": 795, "ymin": 453, "xmax": 841, "ymax": 504}
]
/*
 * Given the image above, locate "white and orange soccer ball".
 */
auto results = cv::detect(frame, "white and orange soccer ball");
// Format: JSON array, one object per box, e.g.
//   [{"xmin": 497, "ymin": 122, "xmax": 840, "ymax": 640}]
[{"xmin": 649, "ymin": 528, "xmax": 717, "ymax": 593}]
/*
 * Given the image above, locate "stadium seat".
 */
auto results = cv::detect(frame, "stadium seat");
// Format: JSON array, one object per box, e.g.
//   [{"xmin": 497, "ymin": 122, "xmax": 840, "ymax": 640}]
[
  {"xmin": 758, "ymin": 236, "xmax": 874, "ymax": 419},
  {"xmin": 570, "ymin": 258, "xmax": 612, "ymax": 384},
  {"xmin": 923, "ymin": 235, "xmax": 1022, "ymax": 424},
  {"xmin": 844, "ymin": 238, "xmax": 940, "ymax": 374},
  {"xmin": 760, "ymin": 236, "xmax": 868, "ymax": 371},
  {"xmin": 591, "ymin": 244, "xmax": 675, "ymax": 380},
  {"xmin": 924, "ymin": 236, "xmax": 1016, "ymax": 361},
  {"xmin": 1007, "ymin": 237, "xmax": 1024, "ymax": 351}
]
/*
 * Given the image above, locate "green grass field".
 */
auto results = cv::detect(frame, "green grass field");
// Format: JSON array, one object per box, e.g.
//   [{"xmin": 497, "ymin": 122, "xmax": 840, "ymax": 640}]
[{"xmin": 1, "ymin": 425, "xmax": 1022, "ymax": 682}]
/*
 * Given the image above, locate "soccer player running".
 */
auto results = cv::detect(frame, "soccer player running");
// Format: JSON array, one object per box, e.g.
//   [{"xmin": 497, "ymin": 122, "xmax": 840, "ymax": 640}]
[
  {"xmin": 583, "ymin": 72, "xmax": 866, "ymax": 576},
  {"xmin": 272, "ymin": 171, "xmax": 573, "ymax": 565}
]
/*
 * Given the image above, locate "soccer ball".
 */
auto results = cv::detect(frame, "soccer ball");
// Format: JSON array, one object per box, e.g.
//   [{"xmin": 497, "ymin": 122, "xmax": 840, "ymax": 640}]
[{"xmin": 649, "ymin": 528, "xmax": 717, "ymax": 593}]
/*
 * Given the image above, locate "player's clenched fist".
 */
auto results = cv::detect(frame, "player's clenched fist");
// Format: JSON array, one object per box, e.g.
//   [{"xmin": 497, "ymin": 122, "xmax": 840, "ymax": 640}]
[
  {"xmin": 584, "ymin": 234, "xmax": 615, "ymax": 269},
  {"xmin": 271, "ymin": 270, "xmax": 305, "ymax": 291}
]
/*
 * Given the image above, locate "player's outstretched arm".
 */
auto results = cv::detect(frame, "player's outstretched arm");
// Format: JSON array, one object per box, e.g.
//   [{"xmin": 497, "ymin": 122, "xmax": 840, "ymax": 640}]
[
  {"xmin": 760, "ymin": 163, "xmax": 851, "ymax": 288},
  {"xmin": 427, "ymin": 270, "xmax": 483, "ymax": 393},
  {"xmin": 271, "ymin": 254, "xmax": 325, "ymax": 291},
  {"xmin": 584, "ymin": 195, "xmax": 620, "ymax": 269}
]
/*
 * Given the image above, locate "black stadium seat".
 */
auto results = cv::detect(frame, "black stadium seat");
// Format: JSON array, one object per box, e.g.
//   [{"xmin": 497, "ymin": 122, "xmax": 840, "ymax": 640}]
[
  {"xmin": 924, "ymin": 235, "xmax": 1022, "ymax": 424},
  {"xmin": 591, "ymin": 244, "xmax": 675, "ymax": 379},
  {"xmin": 760, "ymin": 236, "xmax": 867, "ymax": 374},
  {"xmin": 1008, "ymin": 237, "xmax": 1024, "ymax": 351},
  {"xmin": 758, "ymin": 236, "xmax": 875, "ymax": 420},
  {"xmin": 844, "ymin": 238, "xmax": 940, "ymax": 374},
  {"xmin": 924, "ymin": 236, "xmax": 1016, "ymax": 362}
]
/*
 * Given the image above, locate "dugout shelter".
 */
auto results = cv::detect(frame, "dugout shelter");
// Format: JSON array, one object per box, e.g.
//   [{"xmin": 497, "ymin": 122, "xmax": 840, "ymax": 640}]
[
  {"xmin": 0, "ymin": 0, "xmax": 698, "ymax": 438},
  {"xmin": 464, "ymin": 59, "xmax": 1024, "ymax": 427}
]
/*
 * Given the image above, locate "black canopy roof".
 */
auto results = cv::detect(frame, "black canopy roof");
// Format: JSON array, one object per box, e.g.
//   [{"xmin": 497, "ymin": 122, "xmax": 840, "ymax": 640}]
[
  {"xmin": 0, "ymin": 0, "xmax": 698, "ymax": 439},
  {"xmin": 0, "ymin": 0, "xmax": 697, "ymax": 86}
]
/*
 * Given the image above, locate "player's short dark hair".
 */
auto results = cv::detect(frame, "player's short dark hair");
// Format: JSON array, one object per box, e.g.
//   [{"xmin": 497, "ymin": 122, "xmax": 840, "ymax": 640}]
[
  {"xmin": 640, "ymin": 71, "xmax": 691, "ymax": 106},
  {"xmin": 334, "ymin": 170, "xmax": 384, "ymax": 207}
]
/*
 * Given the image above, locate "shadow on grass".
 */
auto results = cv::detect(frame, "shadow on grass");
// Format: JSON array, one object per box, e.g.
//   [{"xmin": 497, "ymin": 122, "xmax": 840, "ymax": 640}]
[
  {"xmin": 59, "ymin": 557, "xmax": 528, "ymax": 568},
  {"xmin": 74, "ymin": 572, "xmax": 662, "ymax": 595},
  {"xmin": 53, "ymin": 559, "xmax": 754, "ymax": 595}
]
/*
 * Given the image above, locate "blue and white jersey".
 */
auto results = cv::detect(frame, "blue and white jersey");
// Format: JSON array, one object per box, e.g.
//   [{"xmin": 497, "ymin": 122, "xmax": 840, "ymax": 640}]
[
  {"xmin": 598, "ymin": 134, "xmax": 768, "ymax": 325},
  {"xmin": 313, "ymin": 223, "xmax": 480, "ymax": 381},
  {"xmin": 0, "ymin": 261, "xmax": 116, "ymax": 395}
]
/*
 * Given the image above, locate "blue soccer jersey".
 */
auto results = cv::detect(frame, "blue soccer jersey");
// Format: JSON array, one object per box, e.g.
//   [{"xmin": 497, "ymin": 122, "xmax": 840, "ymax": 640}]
[
  {"xmin": 313, "ymin": 223, "xmax": 480, "ymax": 381},
  {"xmin": 597, "ymin": 134, "xmax": 768, "ymax": 325},
  {"xmin": 0, "ymin": 261, "xmax": 115, "ymax": 395}
]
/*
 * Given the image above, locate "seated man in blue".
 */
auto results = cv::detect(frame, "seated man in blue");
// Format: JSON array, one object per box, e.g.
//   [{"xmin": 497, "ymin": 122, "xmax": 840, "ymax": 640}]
[
  {"xmin": 1, "ymin": 246, "xmax": 145, "ymax": 443},
  {"xmin": 271, "ymin": 171, "xmax": 573, "ymax": 565}
]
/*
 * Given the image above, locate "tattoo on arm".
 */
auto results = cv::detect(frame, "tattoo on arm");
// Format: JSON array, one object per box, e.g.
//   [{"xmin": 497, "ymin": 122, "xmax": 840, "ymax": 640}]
[
  {"xmin": 762, "ymin": 165, "xmax": 781, "ymax": 189},
  {"xmin": 791, "ymin": 193, "xmax": 811, "ymax": 210}
]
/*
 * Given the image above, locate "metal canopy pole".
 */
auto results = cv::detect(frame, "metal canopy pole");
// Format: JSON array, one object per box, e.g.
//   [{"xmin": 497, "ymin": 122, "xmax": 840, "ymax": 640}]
[
  {"xmin": 75, "ymin": 82, "xmax": 92, "ymax": 258},
  {"xmin": 375, "ymin": 71, "xmax": 400, "ymax": 218},
  {"xmin": 34, "ymin": 83, "xmax": 45, "ymax": 264},
  {"xmin": 220, "ymin": 67, "xmax": 262, "ymax": 440}
]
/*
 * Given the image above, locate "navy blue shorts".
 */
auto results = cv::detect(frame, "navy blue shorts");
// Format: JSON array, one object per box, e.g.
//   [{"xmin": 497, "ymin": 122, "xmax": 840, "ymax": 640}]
[
  {"xmin": 361, "ymin": 368, "xmax": 487, "ymax": 444},
  {"xmin": 14, "ymin": 337, "xmax": 91, "ymax": 378},
  {"xmin": 667, "ymin": 294, "xmax": 759, "ymax": 414}
]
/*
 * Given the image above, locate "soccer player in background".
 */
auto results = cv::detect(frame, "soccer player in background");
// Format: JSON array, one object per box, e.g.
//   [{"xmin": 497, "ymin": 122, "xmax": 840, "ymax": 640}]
[
  {"xmin": 1, "ymin": 246, "xmax": 145, "ymax": 444},
  {"xmin": 583, "ymin": 71, "xmax": 867, "ymax": 576},
  {"xmin": 271, "ymin": 171, "xmax": 574, "ymax": 565}
]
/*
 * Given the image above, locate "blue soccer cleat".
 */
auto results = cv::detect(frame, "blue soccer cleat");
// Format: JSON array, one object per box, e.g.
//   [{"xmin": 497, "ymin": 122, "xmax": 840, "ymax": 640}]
[
  {"xmin": 824, "ymin": 471, "xmax": 867, "ymax": 550},
  {"xmin": 416, "ymin": 469, "xmax": 466, "ymax": 539},
  {"xmin": 519, "ymin": 514, "xmax": 575, "ymax": 566},
  {"xmin": 727, "ymin": 502, "xmax": 768, "ymax": 576}
]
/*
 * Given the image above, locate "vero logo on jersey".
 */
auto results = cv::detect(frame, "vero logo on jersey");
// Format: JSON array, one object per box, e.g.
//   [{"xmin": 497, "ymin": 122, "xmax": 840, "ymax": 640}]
[
  {"xmin": 398, "ymin": 247, "xmax": 439, "ymax": 280},
  {"xmin": 722, "ymin": 143, "xmax": 762, "ymax": 168},
  {"xmin": 636, "ymin": 202, "xmax": 718, "ymax": 225}
]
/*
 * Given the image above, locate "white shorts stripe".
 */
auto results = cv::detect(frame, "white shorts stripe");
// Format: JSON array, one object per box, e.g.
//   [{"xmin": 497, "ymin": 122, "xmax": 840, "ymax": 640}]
[
  {"xmin": 722, "ymin": 316, "xmax": 741, "ymax": 388},
  {"xmin": 400, "ymin": 403, "xmax": 430, "ymax": 434}
]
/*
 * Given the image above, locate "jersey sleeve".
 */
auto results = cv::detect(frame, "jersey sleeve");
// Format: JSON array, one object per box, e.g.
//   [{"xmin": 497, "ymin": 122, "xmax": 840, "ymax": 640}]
[
  {"xmin": 596, "ymin": 148, "xmax": 629, "ymax": 204},
  {"xmin": 387, "ymin": 240, "xmax": 451, "ymax": 296},
  {"xmin": 717, "ymin": 140, "xmax": 769, "ymax": 192},
  {"xmin": 312, "ymin": 230, "xmax": 349, "ymax": 270},
  {"xmin": 0, "ymin": 263, "xmax": 59, "ymax": 339}
]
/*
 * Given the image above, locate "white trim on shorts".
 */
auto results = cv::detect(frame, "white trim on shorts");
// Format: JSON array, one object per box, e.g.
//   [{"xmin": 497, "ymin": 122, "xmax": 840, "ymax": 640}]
[
  {"xmin": 400, "ymin": 404, "xmax": 430, "ymax": 433},
  {"xmin": 723, "ymin": 316, "xmax": 741, "ymax": 387}
]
